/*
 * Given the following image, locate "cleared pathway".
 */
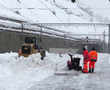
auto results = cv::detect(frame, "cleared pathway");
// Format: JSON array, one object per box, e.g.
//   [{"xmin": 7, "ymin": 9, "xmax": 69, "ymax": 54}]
[{"xmin": 28, "ymin": 53, "xmax": 110, "ymax": 90}]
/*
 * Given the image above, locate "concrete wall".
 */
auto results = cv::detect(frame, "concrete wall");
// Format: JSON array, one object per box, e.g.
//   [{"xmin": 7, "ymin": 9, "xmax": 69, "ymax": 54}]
[
  {"xmin": 0, "ymin": 31, "xmax": 72, "ymax": 53},
  {"xmin": 0, "ymin": 31, "xmax": 101, "ymax": 53},
  {"xmin": 0, "ymin": 31, "xmax": 23, "ymax": 52}
]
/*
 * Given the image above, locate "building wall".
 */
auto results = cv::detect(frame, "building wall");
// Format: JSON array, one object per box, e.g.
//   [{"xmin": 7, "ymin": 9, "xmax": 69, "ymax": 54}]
[{"xmin": 0, "ymin": 31, "xmax": 101, "ymax": 53}]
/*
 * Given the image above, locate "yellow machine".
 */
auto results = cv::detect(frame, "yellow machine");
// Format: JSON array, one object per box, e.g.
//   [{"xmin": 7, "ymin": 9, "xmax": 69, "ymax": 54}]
[{"xmin": 18, "ymin": 37, "xmax": 40, "ymax": 57}]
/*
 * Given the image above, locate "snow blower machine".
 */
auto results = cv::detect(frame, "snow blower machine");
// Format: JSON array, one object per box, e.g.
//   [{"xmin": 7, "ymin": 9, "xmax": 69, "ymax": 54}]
[
  {"xmin": 67, "ymin": 54, "xmax": 82, "ymax": 71},
  {"xmin": 18, "ymin": 37, "xmax": 40, "ymax": 57}
]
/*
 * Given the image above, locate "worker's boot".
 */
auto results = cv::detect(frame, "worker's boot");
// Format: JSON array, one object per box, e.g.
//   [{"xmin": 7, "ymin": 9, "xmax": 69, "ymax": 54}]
[
  {"xmin": 91, "ymin": 68, "xmax": 94, "ymax": 73},
  {"xmin": 89, "ymin": 68, "xmax": 92, "ymax": 73},
  {"xmin": 41, "ymin": 56, "xmax": 44, "ymax": 60}
]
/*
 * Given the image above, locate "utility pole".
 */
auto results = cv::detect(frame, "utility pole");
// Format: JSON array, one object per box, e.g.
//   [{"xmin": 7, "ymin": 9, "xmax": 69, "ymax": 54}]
[
  {"xmin": 108, "ymin": 24, "xmax": 110, "ymax": 53},
  {"xmin": 21, "ymin": 23, "xmax": 24, "ymax": 32},
  {"xmin": 103, "ymin": 31, "xmax": 105, "ymax": 52},
  {"xmin": 64, "ymin": 34, "xmax": 66, "ymax": 47},
  {"xmin": 40, "ymin": 27, "xmax": 42, "ymax": 42}
]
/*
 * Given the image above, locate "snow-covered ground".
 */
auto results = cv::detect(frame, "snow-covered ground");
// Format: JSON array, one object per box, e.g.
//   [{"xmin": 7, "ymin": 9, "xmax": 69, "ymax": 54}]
[
  {"xmin": 0, "ymin": 52, "xmax": 110, "ymax": 90},
  {"xmin": 0, "ymin": 52, "xmax": 72, "ymax": 90},
  {"xmin": 29, "ymin": 53, "xmax": 110, "ymax": 90},
  {"xmin": 0, "ymin": 1, "xmax": 110, "ymax": 89}
]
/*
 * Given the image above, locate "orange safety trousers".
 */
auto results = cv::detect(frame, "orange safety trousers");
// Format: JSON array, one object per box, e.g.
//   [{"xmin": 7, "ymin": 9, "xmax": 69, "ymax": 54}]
[
  {"xmin": 89, "ymin": 50, "xmax": 97, "ymax": 69},
  {"xmin": 89, "ymin": 61, "xmax": 95, "ymax": 69},
  {"xmin": 83, "ymin": 60, "xmax": 89, "ymax": 73}
]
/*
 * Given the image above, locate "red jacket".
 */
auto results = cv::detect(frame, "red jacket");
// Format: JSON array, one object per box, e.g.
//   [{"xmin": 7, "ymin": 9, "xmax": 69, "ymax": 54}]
[{"xmin": 83, "ymin": 50, "xmax": 89, "ymax": 61}]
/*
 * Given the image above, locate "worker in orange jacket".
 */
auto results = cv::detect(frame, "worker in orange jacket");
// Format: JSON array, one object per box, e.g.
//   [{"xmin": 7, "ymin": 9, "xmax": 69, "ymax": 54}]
[
  {"xmin": 89, "ymin": 47, "xmax": 98, "ymax": 73},
  {"xmin": 82, "ymin": 47, "xmax": 89, "ymax": 73}
]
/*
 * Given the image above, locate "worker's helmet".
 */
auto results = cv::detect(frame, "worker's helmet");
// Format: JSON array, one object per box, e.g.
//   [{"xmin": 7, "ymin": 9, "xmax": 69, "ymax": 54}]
[{"xmin": 85, "ymin": 45, "xmax": 88, "ymax": 50}]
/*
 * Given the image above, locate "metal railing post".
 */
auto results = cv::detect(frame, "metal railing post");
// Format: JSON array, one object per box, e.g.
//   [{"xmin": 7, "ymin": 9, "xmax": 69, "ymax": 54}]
[
  {"xmin": 108, "ymin": 24, "xmax": 110, "ymax": 53},
  {"xmin": 21, "ymin": 23, "xmax": 24, "ymax": 32}
]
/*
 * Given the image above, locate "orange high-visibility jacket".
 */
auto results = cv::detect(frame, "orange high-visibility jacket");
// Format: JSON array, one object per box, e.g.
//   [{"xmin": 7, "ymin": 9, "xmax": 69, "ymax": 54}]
[{"xmin": 89, "ymin": 50, "xmax": 98, "ymax": 61}]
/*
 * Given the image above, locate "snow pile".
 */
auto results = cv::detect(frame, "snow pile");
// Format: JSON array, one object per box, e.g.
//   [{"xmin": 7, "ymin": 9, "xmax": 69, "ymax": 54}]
[{"xmin": 0, "ymin": 52, "xmax": 80, "ymax": 90}]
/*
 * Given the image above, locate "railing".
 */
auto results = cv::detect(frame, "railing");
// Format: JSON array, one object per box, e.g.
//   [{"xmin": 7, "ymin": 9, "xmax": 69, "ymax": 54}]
[
  {"xmin": 0, "ymin": 17, "xmax": 87, "ymax": 41},
  {"xmin": 0, "ymin": 16, "xmax": 103, "ymax": 44}
]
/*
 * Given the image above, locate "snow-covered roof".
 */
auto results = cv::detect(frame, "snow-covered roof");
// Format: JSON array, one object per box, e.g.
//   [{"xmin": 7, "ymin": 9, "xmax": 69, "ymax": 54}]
[
  {"xmin": 0, "ymin": 0, "xmax": 92, "ymax": 23},
  {"xmin": 77, "ymin": 0, "xmax": 110, "ymax": 23},
  {"xmin": 0, "ymin": 3, "xmax": 28, "ymax": 23},
  {"xmin": 0, "ymin": 0, "xmax": 109, "ymax": 43},
  {"xmin": 1, "ymin": 0, "xmax": 110, "ymax": 23}
]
